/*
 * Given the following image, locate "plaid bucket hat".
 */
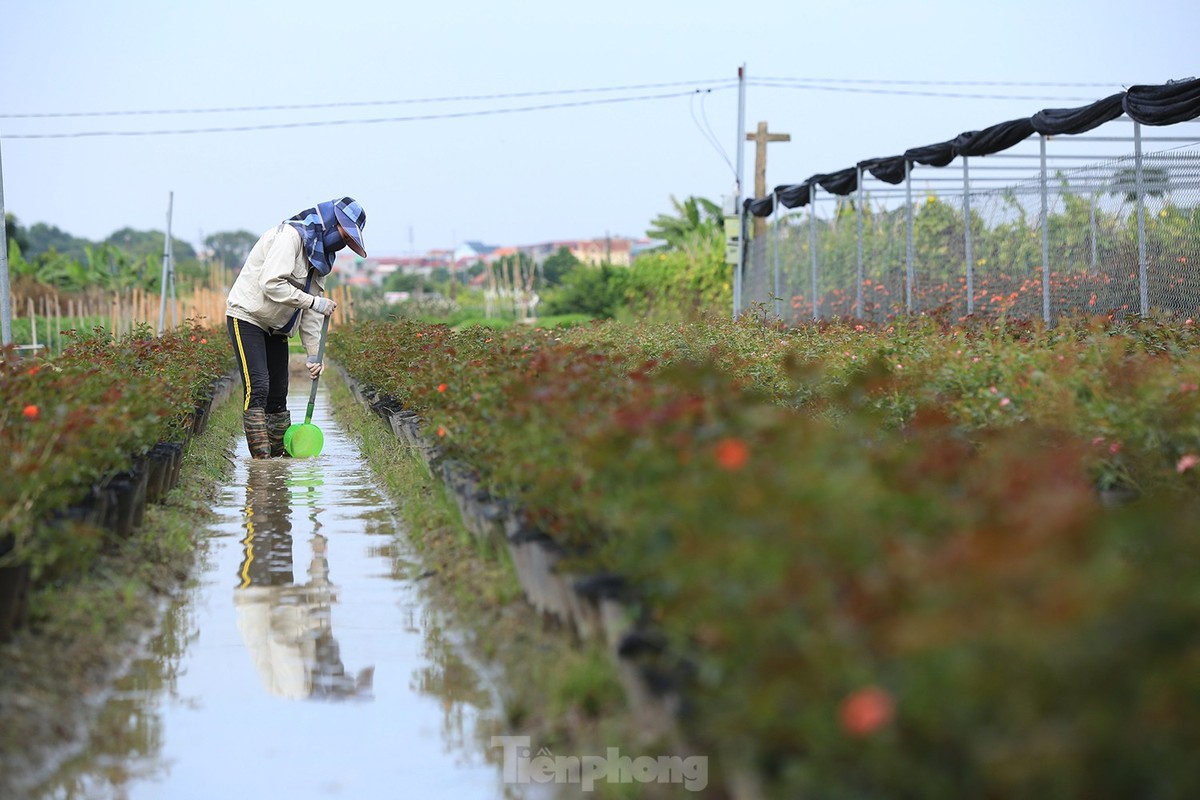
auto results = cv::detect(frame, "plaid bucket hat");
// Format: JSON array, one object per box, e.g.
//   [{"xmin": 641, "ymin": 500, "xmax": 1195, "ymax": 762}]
[{"xmin": 333, "ymin": 197, "xmax": 367, "ymax": 257}]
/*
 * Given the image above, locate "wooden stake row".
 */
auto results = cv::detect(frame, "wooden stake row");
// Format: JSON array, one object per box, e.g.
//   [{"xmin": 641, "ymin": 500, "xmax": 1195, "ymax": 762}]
[{"xmin": 8, "ymin": 284, "xmax": 355, "ymax": 355}]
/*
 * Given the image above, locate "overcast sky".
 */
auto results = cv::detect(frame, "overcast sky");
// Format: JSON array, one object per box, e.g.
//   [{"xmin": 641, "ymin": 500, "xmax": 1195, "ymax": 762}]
[{"xmin": 2, "ymin": 0, "xmax": 1197, "ymax": 258}]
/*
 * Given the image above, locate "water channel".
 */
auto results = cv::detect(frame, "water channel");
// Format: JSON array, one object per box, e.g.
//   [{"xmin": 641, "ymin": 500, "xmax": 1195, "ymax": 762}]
[{"xmin": 34, "ymin": 389, "xmax": 546, "ymax": 799}]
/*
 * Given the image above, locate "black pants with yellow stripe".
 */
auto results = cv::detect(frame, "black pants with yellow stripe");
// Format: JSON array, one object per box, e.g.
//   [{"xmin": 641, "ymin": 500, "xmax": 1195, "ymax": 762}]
[{"xmin": 227, "ymin": 316, "xmax": 290, "ymax": 413}]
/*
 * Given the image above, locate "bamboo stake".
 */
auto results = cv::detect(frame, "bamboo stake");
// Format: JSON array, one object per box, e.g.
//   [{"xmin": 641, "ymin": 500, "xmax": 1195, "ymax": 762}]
[
  {"xmin": 41, "ymin": 295, "xmax": 50, "ymax": 352},
  {"xmin": 27, "ymin": 297, "xmax": 38, "ymax": 350}
]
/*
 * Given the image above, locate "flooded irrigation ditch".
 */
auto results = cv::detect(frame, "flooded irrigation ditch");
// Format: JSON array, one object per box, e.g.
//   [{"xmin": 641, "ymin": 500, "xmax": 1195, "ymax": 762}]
[{"xmin": 22, "ymin": 387, "xmax": 549, "ymax": 799}]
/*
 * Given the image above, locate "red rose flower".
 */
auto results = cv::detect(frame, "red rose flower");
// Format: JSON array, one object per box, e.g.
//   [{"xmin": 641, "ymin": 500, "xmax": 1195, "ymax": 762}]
[
  {"xmin": 839, "ymin": 686, "xmax": 894, "ymax": 737},
  {"xmin": 714, "ymin": 438, "xmax": 749, "ymax": 471}
]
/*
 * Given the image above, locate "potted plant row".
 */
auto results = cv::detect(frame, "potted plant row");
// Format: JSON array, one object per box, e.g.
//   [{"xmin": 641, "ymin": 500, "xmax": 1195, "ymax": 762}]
[
  {"xmin": 1, "ymin": 324, "xmax": 234, "ymax": 641},
  {"xmin": 331, "ymin": 315, "xmax": 1200, "ymax": 799}
]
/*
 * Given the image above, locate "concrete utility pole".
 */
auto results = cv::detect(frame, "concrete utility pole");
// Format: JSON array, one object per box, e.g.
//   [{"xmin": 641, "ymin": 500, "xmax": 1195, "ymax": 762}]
[
  {"xmin": 0, "ymin": 138, "xmax": 12, "ymax": 347},
  {"xmin": 746, "ymin": 121, "xmax": 791, "ymax": 237},
  {"xmin": 733, "ymin": 64, "xmax": 746, "ymax": 318}
]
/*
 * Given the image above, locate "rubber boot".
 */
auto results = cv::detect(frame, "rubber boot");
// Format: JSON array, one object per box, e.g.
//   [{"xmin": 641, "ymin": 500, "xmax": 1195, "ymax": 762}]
[
  {"xmin": 267, "ymin": 411, "xmax": 292, "ymax": 458},
  {"xmin": 243, "ymin": 408, "xmax": 270, "ymax": 459}
]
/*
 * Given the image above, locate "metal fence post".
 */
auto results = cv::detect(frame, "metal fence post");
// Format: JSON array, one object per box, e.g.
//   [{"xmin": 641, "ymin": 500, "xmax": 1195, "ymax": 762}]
[
  {"xmin": 810, "ymin": 184, "xmax": 819, "ymax": 320},
  {"xmin": 856, "ymin": 166, "xmax": 864, "ymax": 319},
  {"xmin": 772, "ymin": 191, "xmax": 781, "ymax": 320},
  {"xmin": 905, "ymin": 159, "xmax": 914, "ymax": 313},
  {"xmin": 158, "ymin": 191, "xmax": 173, "ymax": 333},
  {"xmin": 1090, "ymin": 191, "xmax": 1098, "ymax": 270},
  {"xmin": 1134, "ymin": 121, "xmax": 1149, "ymax": 315},
  {"xmin": 1040, "ymin": 135, "xmax": 1051, "ymax": 324},
  {"xmin": 963, "ymin": 156, "xmax": 974, "ymax": 315}
]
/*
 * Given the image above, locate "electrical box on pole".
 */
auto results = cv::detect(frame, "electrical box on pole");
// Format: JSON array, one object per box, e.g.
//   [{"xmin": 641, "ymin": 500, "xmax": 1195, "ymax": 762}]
[
  {"xmin": 732, "ymin": 64, "xmax": 746, "ymax": 317},
  {"xmin": 723, "ymin": 194, "xmax": 741, "ymax": 266}
]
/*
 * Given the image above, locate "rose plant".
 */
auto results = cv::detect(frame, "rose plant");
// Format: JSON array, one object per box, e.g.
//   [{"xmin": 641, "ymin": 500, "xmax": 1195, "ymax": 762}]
[
  {"xmin": 1, "ymin": 323, "xmax": 232, "ymax": 584},
  {"xmin": 332, "ymin": 314, "xmax": 1200, "ymax": 798}
]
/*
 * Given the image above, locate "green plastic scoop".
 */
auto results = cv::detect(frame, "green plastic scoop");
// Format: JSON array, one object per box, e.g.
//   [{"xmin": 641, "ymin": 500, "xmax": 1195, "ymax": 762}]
[{"xmin": 284, "ymin": 314, "xmax": 330, "ymax": 458}]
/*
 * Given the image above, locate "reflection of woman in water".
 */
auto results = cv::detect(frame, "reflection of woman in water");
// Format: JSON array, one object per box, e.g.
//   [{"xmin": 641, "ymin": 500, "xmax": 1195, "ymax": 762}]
[{"xmin": 233, "ymin": 463, "xmax": 373, "ymax": 700}]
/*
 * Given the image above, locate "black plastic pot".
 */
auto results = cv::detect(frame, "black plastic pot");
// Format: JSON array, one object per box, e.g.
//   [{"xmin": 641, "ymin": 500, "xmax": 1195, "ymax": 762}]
[
  {"xmin": 106, "ymin": 475, "xmax": 135, "ymax": 539},
  {"xmin": 192, "ymin": 397, "xmax": 213, "ymax": 436},
  {"xmin": 107, "ymin": 464, "xmax": 150, "ymax": 539},
  {"xmin": 80, "ymin": 482, "xmax": 114, "ymax": 528},
  {"xmin": 155, "ymin": 441, "xmax": 185, "ymax": 493},
  {"xmin": 146, "ymin": 442, "xmax": 179, "ymax": 503},
  {"xmin": 0, "ymin": 534, "xmax": 31, "ymax": 642}
]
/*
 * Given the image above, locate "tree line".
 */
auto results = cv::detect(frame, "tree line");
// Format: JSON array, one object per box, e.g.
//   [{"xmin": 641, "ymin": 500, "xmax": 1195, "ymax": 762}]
[{"xmin": 4, "ymin": 213, "xmax": 258, "ymax": 296}]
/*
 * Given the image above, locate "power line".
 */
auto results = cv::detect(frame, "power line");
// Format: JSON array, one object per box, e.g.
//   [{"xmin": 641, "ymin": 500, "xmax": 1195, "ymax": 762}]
[
  {"xmin": 3, "ymin": 89, "xmax": 732, "ymax": 139},
  {"xmin": 748, "ymin": 81, "xmax": 1098, "ymax": 102},
  {"xmin": 0, "ymin": 79, "xmax": 735, "ymax": 119},
  {"xmin": 755, "ymin": 76, "xmax": 1125, "ymax": 89},
  {"xmin": 1, "ymin": 75, "xmax": 1131, "ymax": 121},
  {"xmin": 690, "ymin": 90, "xmax": 736, "ymax": 180}
]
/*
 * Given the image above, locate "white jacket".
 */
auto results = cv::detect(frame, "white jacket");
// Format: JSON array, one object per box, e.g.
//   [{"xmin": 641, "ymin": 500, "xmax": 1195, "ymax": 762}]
[{"xmin": 226, "ymin": 224, "xmax": 327, "ymax": 357}]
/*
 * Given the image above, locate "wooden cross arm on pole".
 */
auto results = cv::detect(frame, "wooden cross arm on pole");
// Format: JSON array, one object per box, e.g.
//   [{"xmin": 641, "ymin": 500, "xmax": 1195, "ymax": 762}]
[{"xmin": 747, "ymin": 121, "xmax": 791, "ymax": 235}]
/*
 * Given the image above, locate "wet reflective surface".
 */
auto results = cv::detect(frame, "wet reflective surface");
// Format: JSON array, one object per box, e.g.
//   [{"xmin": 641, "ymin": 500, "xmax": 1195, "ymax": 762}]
[{"xmin": 35, "ymin": 390, "xmax": 538, "ymax": 799}]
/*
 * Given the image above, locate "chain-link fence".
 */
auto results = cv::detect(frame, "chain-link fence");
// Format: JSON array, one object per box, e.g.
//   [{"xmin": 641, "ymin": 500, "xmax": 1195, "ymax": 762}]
[{"xmin": 745, "ymin": 123, "xmax": 1200, "ymax": 324}]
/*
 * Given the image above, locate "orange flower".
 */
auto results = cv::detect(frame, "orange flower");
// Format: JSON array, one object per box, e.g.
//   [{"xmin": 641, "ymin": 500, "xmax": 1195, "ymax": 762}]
[
  {"xmin": 200, "ymin": 337, "xmax": 207, "ymax": 344},
  {"xmin": 714, "ymin": 437, "xmax": 749, "ymax": 471},
  {"xmin": 23, "ymin": 404, "xmax": 39, "ymax": 420},
  {"xmin": 839, "ymin": 686, "xmax": 894, "ymax": 737},
  {"xmin": 436, "ymin": 426, "xmax": 447, "ymax": 438},
  {"xmin": 26, "ymin": 365, "xmax": 39, "ymax": 376},
  {"xmin": 437, "ymin": 383, "xmax": 448, "ymax": 393}
]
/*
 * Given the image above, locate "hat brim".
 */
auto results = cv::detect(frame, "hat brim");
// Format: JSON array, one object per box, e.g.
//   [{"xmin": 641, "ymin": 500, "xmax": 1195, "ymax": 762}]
[{"xmin": 333, "ymin": 206, "xmax": 367, "ymax": 258}]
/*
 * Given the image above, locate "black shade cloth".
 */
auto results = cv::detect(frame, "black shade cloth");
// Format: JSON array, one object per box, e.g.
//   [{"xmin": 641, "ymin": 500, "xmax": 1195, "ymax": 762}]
[
  {"xmin": 1032, "ymin": 93, "xmax": 1126, "ymax": 135},
  {"xmin": 904, "ymin": 140, "xmax": 957, "ymax": 168},
  {"xmin": 859, "ymin": 156, "xmax": 908, "ymax": 185},
  {"xmin": 746, "ymin": 195, "xmax": 775, "ymax": 217},
  {"xmin": 951, "ymin": 118, "xmax": 1036, "ymax": 157},
  {"xmin": 1123, "ymin": 77, "xmax": 1200, "ymax": 126},
  {"xmin": 776, "ymin": 181, "xmax": 813, "ymax": 209},
  {"xmin": 815, "ymin": 167, "xmax": 859, "ymax": 196},
  {"xmin": 767, "ymin": 79, "xmax": 1198, "ymax": 208}
]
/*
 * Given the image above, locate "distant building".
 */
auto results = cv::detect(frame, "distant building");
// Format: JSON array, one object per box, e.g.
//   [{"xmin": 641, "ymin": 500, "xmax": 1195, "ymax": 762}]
[
  {"xmin": 485, "ymin": 246, "xmax": 520, "ymax": 265},
  {"xmin": 518, "ymin": 237, "xmax": 652, "ymax": 268},
  {"xmin": 632, "ymin": 239, "xmax": 664, "ymax": 258},
  {"xmin": 332, "ymin": 235, "xmax": 656, "ymax": 287},
  {"xmin": 454, "ymin": 241, "xmax": 498, "ymax": 267}
]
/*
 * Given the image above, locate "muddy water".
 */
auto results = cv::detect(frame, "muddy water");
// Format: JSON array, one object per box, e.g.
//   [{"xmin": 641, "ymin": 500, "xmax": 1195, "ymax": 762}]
[{"xmin": 35, "ymin": 389, "xmax": 543, "ymax": 799}]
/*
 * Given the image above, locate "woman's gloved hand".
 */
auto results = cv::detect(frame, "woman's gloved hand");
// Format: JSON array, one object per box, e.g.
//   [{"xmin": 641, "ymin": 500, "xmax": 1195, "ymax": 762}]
[{"xmin": 311, "ymin": 296, "xmax": 337, "ymax": 316}]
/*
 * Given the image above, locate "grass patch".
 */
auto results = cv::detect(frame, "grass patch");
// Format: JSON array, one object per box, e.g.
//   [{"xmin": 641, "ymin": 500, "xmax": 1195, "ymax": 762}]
[
  {"xmin": 448, "ymin": 313, "xmax": 594, "ymax": 331},
  {"xmin": 0, "ymin": 395, "xmax": 243, "ymax": 796}
]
